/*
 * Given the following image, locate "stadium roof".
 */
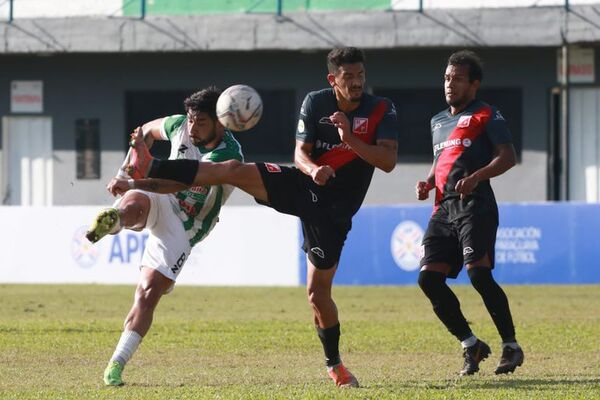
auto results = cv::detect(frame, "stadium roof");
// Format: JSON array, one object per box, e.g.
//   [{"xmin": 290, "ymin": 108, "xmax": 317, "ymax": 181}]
[{"xmin": 1, "ymin": 5, "xmax": 599, "ymax": 53}]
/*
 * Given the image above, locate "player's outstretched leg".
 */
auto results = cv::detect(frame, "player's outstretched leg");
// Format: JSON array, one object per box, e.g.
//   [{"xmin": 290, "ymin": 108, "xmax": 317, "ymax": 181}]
[
  {"xmin": 85, "ymin": 208, "xmax": 121, "ymax": 243},
  {"xmin": 103, "ymin": 360, "xmax": 125, "ymax": 386},
  {"xmin": 127, "ymin": 127, "xmax": 154, "ymax": 179},
  {"xmin": 495, "ymin": 345, "xmax": 524, "ymax": 374},
  {"xmin": 460, "ymin": 339, "xmax": 491, "ymax": 376}
]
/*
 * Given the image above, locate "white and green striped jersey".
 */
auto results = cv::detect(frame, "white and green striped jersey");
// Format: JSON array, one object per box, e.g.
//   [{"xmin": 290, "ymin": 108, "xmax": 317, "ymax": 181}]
[{"xmin": 160, "ymin": 114, "xmax": 244, "ymax": 247}]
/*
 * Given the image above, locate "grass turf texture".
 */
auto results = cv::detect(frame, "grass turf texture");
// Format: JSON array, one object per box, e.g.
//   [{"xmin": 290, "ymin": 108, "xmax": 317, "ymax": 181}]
[{"xmin": 0, "ymin": 285, "xmax": 598, "ymax": 399}]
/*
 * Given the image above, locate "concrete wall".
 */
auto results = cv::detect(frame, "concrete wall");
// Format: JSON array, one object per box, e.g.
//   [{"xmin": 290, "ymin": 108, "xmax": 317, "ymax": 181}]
[{"xmin": 0, "ymin": 47, "xmax": 563, "ymax": 205}]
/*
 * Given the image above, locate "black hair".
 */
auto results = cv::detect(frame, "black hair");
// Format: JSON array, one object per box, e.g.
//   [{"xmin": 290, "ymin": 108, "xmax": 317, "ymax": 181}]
[
  {"xmin": 447, "ymin": 50, "xmax": 483, "ymax": 83},
  {"xmin": 327, "ymin": 47, "xmax": 365, "ymax": 74},
  {"xmin": 184, "ymin": 86, "xmax": 221, "ymax": 120}
]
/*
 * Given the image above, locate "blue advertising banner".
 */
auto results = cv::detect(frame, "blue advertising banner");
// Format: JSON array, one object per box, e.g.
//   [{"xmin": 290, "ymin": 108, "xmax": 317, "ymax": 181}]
[{"xmin": 299, "ymin": 203, "xmax": 600, "ymax": 285}]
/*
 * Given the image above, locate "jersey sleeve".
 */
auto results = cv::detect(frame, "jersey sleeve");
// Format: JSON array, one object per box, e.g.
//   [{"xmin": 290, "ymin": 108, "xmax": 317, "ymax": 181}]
[
  {"xmin": 161, "ymin": 115, "xmax": 186, "ymax": 141},
  {"xmin": 375, "ymin": 98, "xmax": 399, "ymax": 141},
  {"xmin": 295, "ymin": 93, "xmax": 317, "ymax": 143},
  {"xmin": 485, "ymin": 107, "xmax": 512, "ymax": 145}
]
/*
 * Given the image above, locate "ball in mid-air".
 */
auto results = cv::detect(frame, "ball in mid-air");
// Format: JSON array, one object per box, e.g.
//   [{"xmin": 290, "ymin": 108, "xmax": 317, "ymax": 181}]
[{"xmin": 216, "ymin": 85, "xmax": 263, "ymax": 131}]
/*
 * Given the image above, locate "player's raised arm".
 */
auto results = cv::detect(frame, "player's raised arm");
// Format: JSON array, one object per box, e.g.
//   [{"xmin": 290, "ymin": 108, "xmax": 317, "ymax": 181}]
[
  {"xmin": 115, "ymin": 120, "xmax": 166, "ymax": 177},
  {"xmin": 329, "ymin": 104, "xmax": 398, "ymax": 173},
  {"xmin": 108, "ymin": 120, "xmax": 168, "ymax": 196}
]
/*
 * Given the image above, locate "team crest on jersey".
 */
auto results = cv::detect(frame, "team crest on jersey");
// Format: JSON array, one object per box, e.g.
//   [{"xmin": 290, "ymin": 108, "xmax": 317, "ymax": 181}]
[
  {"xmin": 457, "ymin": 115, "xmax": 472, "ymax": 128},
  {"xmin": 264, "ymin": 163, "xmax": 281, "ymax": 173},
  {"xmin": 462, "ymin": 138, "xmax": 472, "ymax": 147},
  {"xmin": 188, "ymin": 185, "xmax": 209, "ymax": 195},
  {"xmin": 353, "ymin": 117, "xmax": 369, "ymax": 134}
]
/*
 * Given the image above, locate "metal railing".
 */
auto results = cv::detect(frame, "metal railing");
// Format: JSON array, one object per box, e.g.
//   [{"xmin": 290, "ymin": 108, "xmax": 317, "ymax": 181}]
[{"xmin": 0, "ymin": 0, "xmax": 580, "ymax": 22}]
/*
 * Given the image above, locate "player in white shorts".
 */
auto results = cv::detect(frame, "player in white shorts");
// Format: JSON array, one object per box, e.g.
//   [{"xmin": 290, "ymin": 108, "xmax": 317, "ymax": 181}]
[{"xmin": 85, "ymin": 87, "xmax": 243, "ymax": 386}]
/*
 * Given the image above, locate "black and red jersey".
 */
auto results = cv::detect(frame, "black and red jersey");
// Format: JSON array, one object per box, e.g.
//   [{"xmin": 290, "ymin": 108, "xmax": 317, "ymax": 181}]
[
  {"xmin": 296, "ymin": 88, "xmax": 398, "ymax": 218},
  {"xmin": 430, "ymin": 99, "xmax": 512, "ymax": 219}
]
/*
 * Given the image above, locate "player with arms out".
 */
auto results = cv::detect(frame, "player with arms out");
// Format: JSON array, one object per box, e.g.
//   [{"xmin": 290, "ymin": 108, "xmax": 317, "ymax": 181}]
[
  {"xmin": 416, "ymin": 50, "xmax": 524, "ymax": 376},
  {"xmin": 111, "ymin": 47, "xmax": 399, "ymax": 388},
  {"xmin": 85, "ymin": 87, "xmax": 243, "ymax": 386}
]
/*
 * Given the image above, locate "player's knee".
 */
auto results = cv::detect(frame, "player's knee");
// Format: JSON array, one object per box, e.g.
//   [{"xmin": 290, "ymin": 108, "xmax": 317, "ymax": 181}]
[
  {"xmin": 418, "ymin": 270, "xmax": 446, "ymax": 297},
  {"xmin": 307, "ymin": 287, "xmax": 328, "ymax": 309},
  {"xmin": 467, "ymin": 266, "xmax": 495, "ymax": 291},
  {"xmin": 121, "ymin": 202, "xmax": 147, "ymax": 224},
  {"xmin": 135, "ymin": 283, "xmax": 163, "ymax": 311}
]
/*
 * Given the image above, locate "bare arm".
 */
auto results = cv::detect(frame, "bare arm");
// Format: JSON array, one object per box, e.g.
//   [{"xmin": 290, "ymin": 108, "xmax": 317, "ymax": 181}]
[
  {"xmin": 455, "ymin": 143, "xmax": 517, "ymax": 199},
  {"xmin": 114, "ymin": 119, "xmax": 166, "ymax": 177},
  {"xmin": 108, "ymin": 118, "xmax": 170, "ymax": 195},
  {"xmin": 294, "ymin": 140, "xmax": 336, "ymax": 186},
  {"xmin": 139, "ymin": 117, "xmax": 167, "ymax": 149},
  {"xmin": 416, "ymin": 162, "xmax": 436, "ymax": 201},
  {"xmin": 330, "ymin": 111, "xmax": 397, "ymax": 172}
]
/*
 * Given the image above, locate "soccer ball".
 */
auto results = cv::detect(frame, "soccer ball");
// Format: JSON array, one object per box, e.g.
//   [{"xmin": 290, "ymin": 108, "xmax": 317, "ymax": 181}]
[{"xmin": 216, "ymin": 85, "xmax": 263, "ymax": 131}]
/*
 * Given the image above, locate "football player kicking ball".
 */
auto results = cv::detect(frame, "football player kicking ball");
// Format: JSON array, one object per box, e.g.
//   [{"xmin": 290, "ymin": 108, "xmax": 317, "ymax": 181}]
[
  {"xmin": 416, "ymin": 50, "xmax": 524, "ymax": 376},
  {"xmin": 110, "ymin": 47, "xmax": 399, "ymax": 388},
  {"xmin": 85, "ymin": 87, "xmax": 243, "ymax": 386}
]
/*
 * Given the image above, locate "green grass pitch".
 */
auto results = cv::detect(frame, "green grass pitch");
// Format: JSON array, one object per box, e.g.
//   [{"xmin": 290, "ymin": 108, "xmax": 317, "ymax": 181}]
[{"xmin": 0, "ymin": 284, "xmax": 598, "ymax": 399}]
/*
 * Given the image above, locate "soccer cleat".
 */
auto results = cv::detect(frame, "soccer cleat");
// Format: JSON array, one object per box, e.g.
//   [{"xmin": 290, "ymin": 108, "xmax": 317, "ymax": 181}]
[
  {"xmin": 85, "ymin": 208, "xmax": 120, "ymax": 243},
  {"xmin": 127, "ymin": 127, "xmax": 154, "ymax": 179},
  {"xmin": 103, "ymin": 360, "xmax": 124, "ymax": 386},
  {"xmin": 327, "ymin": 363, "xmax": 359, "ymax": 388},
  {"xmin": 459, "ymin": 339, "xmax": 491, "ymax": 376},
  {"xmin": 495, "ymin": 345, "xmax": 524, "ymax": 374}
]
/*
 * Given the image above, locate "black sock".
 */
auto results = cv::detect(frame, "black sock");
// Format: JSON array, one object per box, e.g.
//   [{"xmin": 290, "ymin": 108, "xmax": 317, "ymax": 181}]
[
  {"xmin": 468, "ymin": 267, "xmax": 516, "ymax": 343},
  {"xmin": 147, "ymin": 159, "xmax": 199, "ymax": 185},
  {"xmin": 418, "ymin": 270, "xmax": 472, "ymax": 341},
  {"xmin": 316, "ymin": 323, "xmax": 341, "ymax": 367}
]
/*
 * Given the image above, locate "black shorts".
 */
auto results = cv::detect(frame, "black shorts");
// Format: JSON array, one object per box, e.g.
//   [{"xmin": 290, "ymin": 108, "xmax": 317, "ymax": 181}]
[
  {"xmin": 420, "ymin": 212, "xmax": 498, "ymax": 279},
  {"xmin": 255, "ymin": 162, "xmax": 351, "ymax": 269}
]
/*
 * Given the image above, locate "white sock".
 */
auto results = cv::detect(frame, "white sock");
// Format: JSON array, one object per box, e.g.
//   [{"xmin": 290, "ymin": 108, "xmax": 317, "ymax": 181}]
[
  {"xmin": 461, "ymin": 335, "xmax": 478, "ymax": 349},
  {"xmin": 110, "ymin": 330, "xmax": 142, "ymax": 366},
  {"xmin": 502, "ymin": 341, "xmax": 520, "ymax": 350}
]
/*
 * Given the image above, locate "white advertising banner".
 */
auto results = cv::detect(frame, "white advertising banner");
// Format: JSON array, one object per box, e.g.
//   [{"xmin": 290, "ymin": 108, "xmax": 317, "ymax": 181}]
[
  {"xmin": 0, "ymin": 206, "xmax": 299, "ymax": 286},
  {"xmin": 10, "ymin": 81, "xmax": 43, "ymax": 113},
  {"xmin": 557, "ymin": 46, "xmax": 595, "ymax": 84}
]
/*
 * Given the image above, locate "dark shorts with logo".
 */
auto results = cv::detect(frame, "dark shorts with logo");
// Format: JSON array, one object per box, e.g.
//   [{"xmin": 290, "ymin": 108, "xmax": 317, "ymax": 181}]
[
  {"xmin": 419, "ymin": 211, "xmax": 498, "ymax": 279},
  {"xmin": 255, "ymin": 162, "xmax": 351, "ymax": 269}
]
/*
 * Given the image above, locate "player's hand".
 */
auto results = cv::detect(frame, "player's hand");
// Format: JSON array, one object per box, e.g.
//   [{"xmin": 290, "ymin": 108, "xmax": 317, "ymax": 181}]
[
  {"xmin": 310, "ymin": 165, "xmax": 336, "ymax": 186},
  {"xmin": 416, "ymin": 181, "xmax": 433, "ymax": 200},
  {"xmin": 455, "ymin": 175, "xmax": 479, "ymax": 199},
  {"xmin": 107, "ymin": 178, "xmax": 131, "ymax": 197},
  {"xmin": 329, "ymin": 111, "xmax": 352, "ymax": 143}
]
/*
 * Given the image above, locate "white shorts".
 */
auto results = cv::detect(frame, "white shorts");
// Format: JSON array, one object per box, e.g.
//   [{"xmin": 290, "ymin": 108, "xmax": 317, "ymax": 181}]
[{"xmin": 114, "ymin": 190, "xmax": 191, "ymax": 284}]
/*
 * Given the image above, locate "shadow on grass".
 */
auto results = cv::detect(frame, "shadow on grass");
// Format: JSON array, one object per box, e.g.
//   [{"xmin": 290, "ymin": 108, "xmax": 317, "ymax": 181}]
[
  {"xmin": 365, "ymin": 377, "xmax": 600, "ymax": 390},
  {"xmin": 457, "ymin": 377, "xmax": 600, "ymax": 390}
]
